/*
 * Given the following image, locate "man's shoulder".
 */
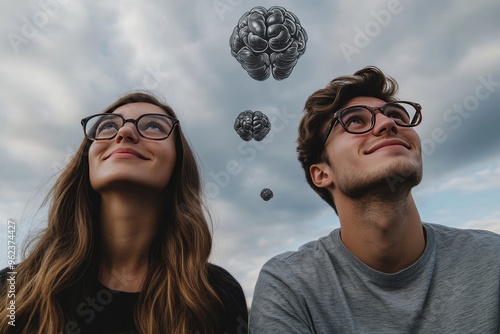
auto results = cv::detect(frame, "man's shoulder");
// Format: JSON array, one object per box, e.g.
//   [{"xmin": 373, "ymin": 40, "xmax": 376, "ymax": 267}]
[
  {"xmin": 261, "ymin": 230, "xmax": 338, "ymax": 274},
  {"xmin": 426, "ymin": 222, "xmax": 500, "ymax": 261},
  {"xmin": 426, "ymin": 222, "xmax": 500, "ymax": 244}
]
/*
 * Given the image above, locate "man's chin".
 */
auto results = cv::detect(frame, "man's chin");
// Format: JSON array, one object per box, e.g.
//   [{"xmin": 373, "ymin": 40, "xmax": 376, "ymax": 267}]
[
  {"xmin": 340, "ymin": 165, "xmax": 422, "ymax": 200},
  {"xmin": 382, "ymin": 167, "xmax": 422, "ymax": 194}
]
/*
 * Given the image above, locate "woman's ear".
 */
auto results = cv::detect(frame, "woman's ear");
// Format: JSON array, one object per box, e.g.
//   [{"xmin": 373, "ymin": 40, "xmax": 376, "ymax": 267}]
[{"xmin": 310, "ymin": 162, "xmax": 334, "ymax": 188}]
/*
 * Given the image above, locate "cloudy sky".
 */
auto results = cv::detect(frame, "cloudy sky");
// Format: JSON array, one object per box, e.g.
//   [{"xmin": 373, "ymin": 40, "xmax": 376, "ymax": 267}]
[{"xmin": 1, "ymin": 0, "xmax": 499, "ymax": 306}]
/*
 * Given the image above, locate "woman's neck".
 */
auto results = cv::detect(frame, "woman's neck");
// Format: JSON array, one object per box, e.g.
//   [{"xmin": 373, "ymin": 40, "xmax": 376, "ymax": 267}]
[{"xmin": 97, "ymin": 191, "xmax": 163, "ymax": 292}]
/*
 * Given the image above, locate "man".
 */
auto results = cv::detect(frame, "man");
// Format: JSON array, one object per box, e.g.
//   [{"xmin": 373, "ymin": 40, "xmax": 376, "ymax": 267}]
[{"xmin": 249, "ymin": 66, "xmax": 500, "ymax": 333}]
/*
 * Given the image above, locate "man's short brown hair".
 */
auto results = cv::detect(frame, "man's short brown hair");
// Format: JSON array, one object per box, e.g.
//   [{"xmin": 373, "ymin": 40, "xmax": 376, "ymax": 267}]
[{"xmin": 296, "ymin": 66, "xmax": 399, "ymax": 212}]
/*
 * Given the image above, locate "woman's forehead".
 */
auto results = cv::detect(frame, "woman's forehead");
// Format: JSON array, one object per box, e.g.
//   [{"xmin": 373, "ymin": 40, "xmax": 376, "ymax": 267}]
[{"xmin": 112, "ymin": 102, "xmax": 167, "ymax": 117}]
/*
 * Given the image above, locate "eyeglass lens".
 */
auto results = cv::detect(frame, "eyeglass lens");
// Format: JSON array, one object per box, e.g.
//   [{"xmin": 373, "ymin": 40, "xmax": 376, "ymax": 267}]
[
  {"xmin": 339, "ymin": 102, "xmax": 418, "ymax": 134},
  {"xmin": 86, "ymin": 114, "xmax": 174, "ymax": 140}
]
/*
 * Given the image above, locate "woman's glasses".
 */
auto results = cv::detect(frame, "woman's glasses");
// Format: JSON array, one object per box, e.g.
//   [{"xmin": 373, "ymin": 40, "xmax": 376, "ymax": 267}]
[{"xmin": 81, "ymin": 113, "xmax": 179, "ymax": 141}]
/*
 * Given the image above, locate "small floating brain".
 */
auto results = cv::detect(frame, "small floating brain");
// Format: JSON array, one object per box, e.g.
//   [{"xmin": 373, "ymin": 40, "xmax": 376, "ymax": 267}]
[
  {"xmin": 260, "ymin": 188, "xmax": 274, "ymax": 201},
  {"xmin": 234, "ymin": 110, "xmax": 271, "ymax": 141},
  {"xmin": 229, "ymin": 6, "xmax": 308, "ymax": 81}
]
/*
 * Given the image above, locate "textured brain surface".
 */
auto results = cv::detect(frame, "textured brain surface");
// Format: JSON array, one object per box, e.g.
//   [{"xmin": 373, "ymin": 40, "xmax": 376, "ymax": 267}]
[
  {"xmin": 229, "ymin": 6, "xmax": 308, "ymax": 81},
  {"xmin": 260, "ymin": 188, "xmax": 274, "ymax": 201},
  {"xmin": 234, "ymin": 110, "xmax": 271, "ymax": 141}
]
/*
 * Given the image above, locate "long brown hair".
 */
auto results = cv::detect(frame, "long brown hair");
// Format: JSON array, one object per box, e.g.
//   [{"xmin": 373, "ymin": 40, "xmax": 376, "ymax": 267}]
[
  {"xmin": 297, "ymin": 66, "xmax": 399, "ymax": 213},
  {"xmin": 0, "ymin": 92, "xmax": 222, "ymax": 333}
]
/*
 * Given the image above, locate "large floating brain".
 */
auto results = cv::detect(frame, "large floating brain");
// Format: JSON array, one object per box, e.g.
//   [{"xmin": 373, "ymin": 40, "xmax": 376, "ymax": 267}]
[
  {"xmin": 229, "ymin": 6, "xmax": 308, "ymax": 81},
  {"xmin": 234, "ymin": 110, "xmax": 271, "ymax": 141}
]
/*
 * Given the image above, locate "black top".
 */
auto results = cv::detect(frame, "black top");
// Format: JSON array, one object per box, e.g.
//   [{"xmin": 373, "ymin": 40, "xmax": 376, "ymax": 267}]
[{"xmin": 1, "ymin": 264, "xmax": 248, "ymax": 333}]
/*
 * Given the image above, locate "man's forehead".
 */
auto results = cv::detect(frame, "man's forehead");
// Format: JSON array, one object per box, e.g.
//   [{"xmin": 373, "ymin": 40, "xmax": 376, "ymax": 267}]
[{"xmin": 341, "ymin": 96, "xmax": 387, "ymax": 109}]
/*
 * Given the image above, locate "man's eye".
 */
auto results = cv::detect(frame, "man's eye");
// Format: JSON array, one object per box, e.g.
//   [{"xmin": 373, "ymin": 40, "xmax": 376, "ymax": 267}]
[
  {"xmin": 341, "ymin": 111, "xmax": 370, "ymax": 130},
  {"xmin": 345, "ymin": 117, "xmax": 363, "ymax": 126},
  {"xmin": 386, "ymin": 108, "xmax": 410, "ymax": 124}
]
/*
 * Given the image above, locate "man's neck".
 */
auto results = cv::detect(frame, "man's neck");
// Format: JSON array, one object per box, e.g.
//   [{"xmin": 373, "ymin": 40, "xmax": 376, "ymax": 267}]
[{"xmin": 337, "ymin": 194, "xmax": 425, "ymax": 273}]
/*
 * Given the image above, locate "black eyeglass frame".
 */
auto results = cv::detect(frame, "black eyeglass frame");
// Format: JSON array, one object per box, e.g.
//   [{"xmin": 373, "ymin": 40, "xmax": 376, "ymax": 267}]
[
  {"xmin": 81, "ymin": 113, "xmax": 179, "ymax": 141},
  {"xmin": 321, "ymin": 101, "xmax": 422, "ymax": 145}
]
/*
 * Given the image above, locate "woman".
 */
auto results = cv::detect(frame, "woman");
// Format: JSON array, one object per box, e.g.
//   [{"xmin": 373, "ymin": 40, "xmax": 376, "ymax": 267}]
[{"xmin": 0, "ymin": 92, "xmax": 248, "ymax": 333}]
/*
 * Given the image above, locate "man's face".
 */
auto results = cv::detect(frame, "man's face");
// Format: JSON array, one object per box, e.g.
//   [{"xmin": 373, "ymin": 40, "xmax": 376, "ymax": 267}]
[{"xmin": 312, "ymin": 96, "xmax": 423, "ymax": 199}]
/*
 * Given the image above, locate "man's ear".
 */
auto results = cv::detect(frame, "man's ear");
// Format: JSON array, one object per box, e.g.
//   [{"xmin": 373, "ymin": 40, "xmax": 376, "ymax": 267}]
[{"xmin": 309, "ymin": 162, "xmax": 334, "ymax": 188}]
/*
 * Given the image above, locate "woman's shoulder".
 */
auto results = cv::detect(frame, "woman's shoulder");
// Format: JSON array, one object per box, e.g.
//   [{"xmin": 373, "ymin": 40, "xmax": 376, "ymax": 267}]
[
  {"xmin": 1, "ymin": 265, "xmax": 16, "ymax": 276},
  {"xmin": 207, "ymin": 263, "xmax": 248, "ymax": 330},
  {"xmin": 207, "ymin": 263, "xmax": 247, "ymax": 306},
  {"xmin": 0, "ymin": 265, "xmax": 17, "ymax": 288},
  {"xmin": 207, "ymin": 263, "xmax": 243, "ymax": 293}
]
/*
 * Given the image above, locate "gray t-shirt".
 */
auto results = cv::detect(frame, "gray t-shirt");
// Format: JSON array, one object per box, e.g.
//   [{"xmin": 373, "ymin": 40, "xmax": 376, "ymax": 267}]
[{"xmin": 249, "ymin": 223, "xmax": 500, "ymax": 333}]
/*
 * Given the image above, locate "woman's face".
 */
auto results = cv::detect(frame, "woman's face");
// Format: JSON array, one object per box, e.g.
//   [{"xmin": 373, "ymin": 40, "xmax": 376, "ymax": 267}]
[{"xmin": 88, "ymin": 102, "xmax": 177, "ymax": 194}]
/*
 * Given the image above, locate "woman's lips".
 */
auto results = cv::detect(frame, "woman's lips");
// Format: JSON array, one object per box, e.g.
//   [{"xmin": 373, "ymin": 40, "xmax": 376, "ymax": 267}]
[{"xmin": 107, "ymin": 148, "xmax": 147, "ymax": 159}]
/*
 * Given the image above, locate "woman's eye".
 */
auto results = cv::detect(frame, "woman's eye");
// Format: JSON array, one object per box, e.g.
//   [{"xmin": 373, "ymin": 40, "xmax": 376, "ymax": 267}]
[
  {"xmin": 98, "ymin": 121, "xmax": 119, "ymax": 132},
  {"xmin": 143, "ymin": 121, "xmax": 167, "ymax": 133},
  {"xmin": 146, "ymin": 123, "xmax": 161, "ymax": 130}
]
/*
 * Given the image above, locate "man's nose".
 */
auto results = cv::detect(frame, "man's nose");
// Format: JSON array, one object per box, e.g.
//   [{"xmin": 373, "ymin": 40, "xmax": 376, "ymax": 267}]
[{"xmin": 371, "ymin": 110, "xmax": 398, "ymax": 135}]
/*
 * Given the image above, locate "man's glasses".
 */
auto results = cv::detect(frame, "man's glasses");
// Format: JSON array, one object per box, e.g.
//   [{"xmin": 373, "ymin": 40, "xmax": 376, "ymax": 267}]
[
  {"xmin": 81, "ymin": 113, "xmax": 179, "ymax": 141},
  {"xmin": 322, "ymin": 101, "xmax": 422, "ymax": 145}
]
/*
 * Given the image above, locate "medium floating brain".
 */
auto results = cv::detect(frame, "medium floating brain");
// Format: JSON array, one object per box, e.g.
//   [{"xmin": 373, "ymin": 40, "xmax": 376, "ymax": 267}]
[
  {"xmin": 229, "ymin": 6, "xmax": 308, "ymax": 81},
  {"xmin": 234, "ymin": 110, "xmax": 271, "ymax": 141},
  {"xmin": 260, "ymin": 188, "xmax": 274, "ymax": 201}
]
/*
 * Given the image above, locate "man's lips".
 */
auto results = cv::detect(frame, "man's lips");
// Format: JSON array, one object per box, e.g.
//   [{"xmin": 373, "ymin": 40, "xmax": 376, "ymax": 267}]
[
  {"xmin": 106, "ymin": 148, "xmax": 147, "ymax": 159},
  {"xmin": 365, "ymin": 139, "xmax": 410, "ymax": 154}
]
